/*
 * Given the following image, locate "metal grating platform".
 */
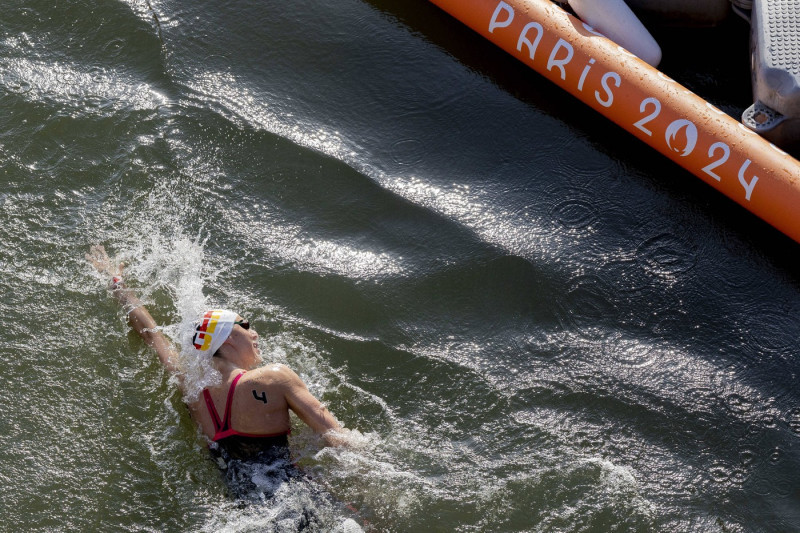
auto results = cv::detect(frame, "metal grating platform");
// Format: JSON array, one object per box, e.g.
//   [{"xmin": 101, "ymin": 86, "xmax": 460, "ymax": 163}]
[
  {"xmin": 743, "ymin": 0, "xmax": 800, "ymax": 147},
  {"xmin": 759, "ymin": 0, "xmax": 800, "ymax": 78}
]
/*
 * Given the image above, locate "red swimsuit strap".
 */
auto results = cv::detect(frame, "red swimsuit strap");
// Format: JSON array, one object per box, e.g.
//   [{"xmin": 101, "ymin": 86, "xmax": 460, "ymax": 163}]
[
  {"xmin": 203, "ymin": 372, "xmax": 246, "ymax": 437},
  {"xmin": 202, "ymin": 390, "xmax": 222, "ymax": 432},
  {"xmin": 221, "ymin": 371, "xmax": 246, "ymax": 432}
]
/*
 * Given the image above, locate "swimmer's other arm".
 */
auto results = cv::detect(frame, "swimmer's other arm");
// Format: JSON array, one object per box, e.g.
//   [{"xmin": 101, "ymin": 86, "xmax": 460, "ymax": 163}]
[
  {"xmin": 112, "ymin": 285, "xmax": 180, "ymax": 375},
  {"xmin": 86, "ymin": 245, "xmax": 180, "ymax": 375},
  {"xmin": 270, "ymin": 364, "xmax": 351, "ymax": 447}
]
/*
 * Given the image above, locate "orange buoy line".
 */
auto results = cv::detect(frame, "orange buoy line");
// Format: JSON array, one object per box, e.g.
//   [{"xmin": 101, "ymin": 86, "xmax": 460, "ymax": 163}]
[{"xmin": 429, "ymin": 0, "xmax": 800, "ymax": 244}]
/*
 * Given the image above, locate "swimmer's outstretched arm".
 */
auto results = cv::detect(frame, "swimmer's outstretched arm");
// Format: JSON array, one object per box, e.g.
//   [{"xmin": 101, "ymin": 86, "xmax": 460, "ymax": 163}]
[
  {"xmin": 264, "ymin": 364, "xmax": 351, "ymax": 446},
  {"xmin": 86, "ymin": 245, "xmax": 180, "ymax": 375}
]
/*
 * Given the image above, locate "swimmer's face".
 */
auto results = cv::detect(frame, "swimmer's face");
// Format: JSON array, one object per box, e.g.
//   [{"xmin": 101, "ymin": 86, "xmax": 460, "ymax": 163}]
[{"xmin": 233, "ymin": 315, "xmax": 262, "ymax": 367}]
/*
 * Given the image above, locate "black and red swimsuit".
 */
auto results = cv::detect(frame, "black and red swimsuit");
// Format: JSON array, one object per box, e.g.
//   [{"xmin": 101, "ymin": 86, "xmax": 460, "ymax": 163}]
[{"xmin": 203, "ymin": 372, "xmax": 290, "ymax": 462}]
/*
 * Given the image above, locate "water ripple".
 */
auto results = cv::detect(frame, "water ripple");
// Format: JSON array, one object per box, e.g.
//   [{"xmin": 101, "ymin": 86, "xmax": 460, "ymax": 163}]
[
  {"xmin": 786, "ymin": 407, "xmax": 800, "ymax": 437},
  {"xmin": 555, "ymin": 274, "xmax": 618, "ymax": 340},
  {"xmin": 550, "ymin": 198, "xmax": 599, "ymax": 230},
  {"xmin": 605, "ymin": 335, "xmax": 659, "ymax": 368},
  {"xmin": 636, "ymin": 232, "xmax": 698, "ymax": 280},
  {"xmin": 544, "ymin": 185, "xmax": 602, "ymax": 234},
  {"xmin": 390, "ymin": 138, "xmax": 425, "ymax": 166},
  {"xmin": 740, "ymin": 306, "xmax": 796, "ymax": 357}
]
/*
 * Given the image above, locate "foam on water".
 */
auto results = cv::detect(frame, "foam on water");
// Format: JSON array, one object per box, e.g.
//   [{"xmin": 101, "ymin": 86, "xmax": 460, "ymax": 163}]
[{"xmin": 92, "ymin": 191, "xmax": 218, "ymax": 400}]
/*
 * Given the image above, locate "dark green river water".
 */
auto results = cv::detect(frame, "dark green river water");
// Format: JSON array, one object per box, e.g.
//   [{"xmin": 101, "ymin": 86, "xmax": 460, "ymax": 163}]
[{"xmin": 1, "ymin": 0, "xmax": 798, "ymax": 531}]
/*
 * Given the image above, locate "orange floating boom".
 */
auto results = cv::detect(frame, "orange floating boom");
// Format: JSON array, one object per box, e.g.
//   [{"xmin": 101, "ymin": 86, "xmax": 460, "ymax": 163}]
[{"xmin": 429, "ymin": 0, "xmax": 800, "ymax": 244}]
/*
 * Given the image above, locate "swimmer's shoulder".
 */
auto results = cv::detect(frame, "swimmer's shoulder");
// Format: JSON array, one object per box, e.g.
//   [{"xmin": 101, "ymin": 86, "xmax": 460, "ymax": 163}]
[{"xmin": 241, "ymin": 363, "xmax": 299, "ymax": 388}]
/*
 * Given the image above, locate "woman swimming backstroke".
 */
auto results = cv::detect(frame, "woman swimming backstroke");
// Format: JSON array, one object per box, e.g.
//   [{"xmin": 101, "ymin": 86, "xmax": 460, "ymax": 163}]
[{"xmin": 85, "ymin": 245, "xmax": 349, "ymax": 469}]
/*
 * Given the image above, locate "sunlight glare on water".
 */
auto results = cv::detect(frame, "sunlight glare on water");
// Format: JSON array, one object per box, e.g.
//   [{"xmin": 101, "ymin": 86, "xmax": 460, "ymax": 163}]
[{"xmin": 1, "ymin": 0, "xmax": 799, "ymax": 531}]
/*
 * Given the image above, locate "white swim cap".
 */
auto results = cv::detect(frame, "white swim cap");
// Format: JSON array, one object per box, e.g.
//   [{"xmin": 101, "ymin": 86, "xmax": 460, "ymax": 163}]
[{"xmin": 192, "ymin": 309, "xmax": 237, "ymax": 356}]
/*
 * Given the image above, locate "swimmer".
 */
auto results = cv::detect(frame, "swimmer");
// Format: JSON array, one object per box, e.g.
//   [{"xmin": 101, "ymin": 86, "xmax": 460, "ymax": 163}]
[{"xmin": 86, "ymin": 245, "xmax": 350, "ymax": 468}]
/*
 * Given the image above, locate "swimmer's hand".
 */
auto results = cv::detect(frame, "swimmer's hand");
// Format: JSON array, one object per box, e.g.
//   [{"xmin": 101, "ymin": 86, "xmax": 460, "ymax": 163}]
[
  {"xmin": 86, "ymin": 244, "xmax": 117, "ymax": 275},
  {"xmin": 322, "ymin": 428, "xmax": 360, "ymax": 448},
  {"xmin": 86, "ymin": 245, "xmax": 124, "ymax": 289}
]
